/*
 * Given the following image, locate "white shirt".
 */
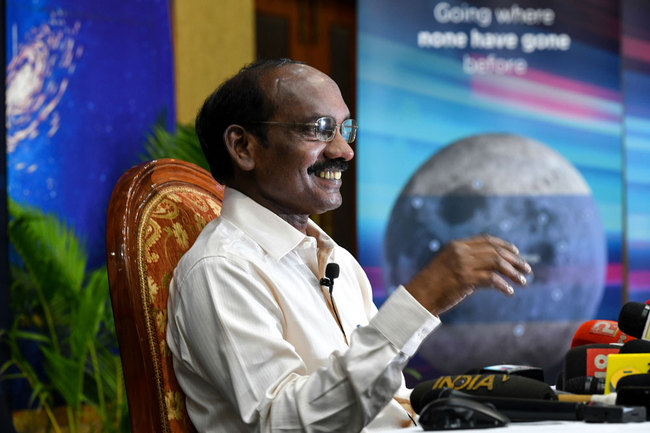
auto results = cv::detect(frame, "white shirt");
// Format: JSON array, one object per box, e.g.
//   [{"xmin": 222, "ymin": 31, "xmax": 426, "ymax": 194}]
[{"xmin": 166, "ymin": 188, "xmax": 439, "ymax": 432}]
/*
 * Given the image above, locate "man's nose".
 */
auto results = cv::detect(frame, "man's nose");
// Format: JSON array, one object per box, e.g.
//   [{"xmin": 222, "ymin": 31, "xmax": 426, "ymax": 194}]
[{"xmin": 324, "ymin": 131, "xmax": 354, "ymax": 161}]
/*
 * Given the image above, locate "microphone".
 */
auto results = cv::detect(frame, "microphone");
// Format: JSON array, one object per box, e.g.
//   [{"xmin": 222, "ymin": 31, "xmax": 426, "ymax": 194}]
[
  {"xmin": 558, "ymin": 343, "xmax": 621, "ymax": 392},
  {"xmin": 604, "ymin": 352, "xmax": 650, "ymax": 394},
  {"xmin": 559, "ymin": 336, "xmax": 650, "ymax": 395},
  {"xmin": 563, "ymin": 376, "xmax": 606, "ymax": 394},
  {"xmin": 570, "ymin": 319, "xmax": 634, "ymax": 348},
  {"xmin": 319, "ymin": 263, "xmax": 340, "ymax": 288},
  {"xmin": 621, "ymin": 338, "xmax": 650, "ymax": 354},
  {"xmin": 410, "ymin": 374, "xmax": 556, "ymax": 414},
  {"xmin": 414, "ymin": 382, "xmax": 647, "ymax": 422},
  {"xmin": 616, "ymin": 374, "xmax": 650, "ymax": 419},
  {"xmin": 618, "ymin": 302, "xmax": 650, "ymax": 340},
  {"xmin": 320, "ymin": 263, "xmax": 345, "ymax": 339},
  {"xmin": 416, "ymin": 387, "xmax": 582, "ymax": 422}
]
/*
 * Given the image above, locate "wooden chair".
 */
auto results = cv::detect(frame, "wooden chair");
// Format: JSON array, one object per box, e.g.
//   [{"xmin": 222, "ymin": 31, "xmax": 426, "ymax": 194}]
[{"xmin": 106, "ymin": 159, "xmax": 224, "ymax": 432}]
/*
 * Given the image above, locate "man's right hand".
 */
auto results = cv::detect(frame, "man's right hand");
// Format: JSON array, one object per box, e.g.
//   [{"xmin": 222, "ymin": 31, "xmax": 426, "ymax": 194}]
[{"xmin": 404, "ymin": 234, "xmax": 532, "ymax": 315}]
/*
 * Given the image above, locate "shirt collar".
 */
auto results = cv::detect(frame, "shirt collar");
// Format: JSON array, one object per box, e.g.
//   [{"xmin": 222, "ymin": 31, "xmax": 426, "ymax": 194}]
[{"xmin": 221, "ymin": 187, "xmax": 336, "ymax": 261}]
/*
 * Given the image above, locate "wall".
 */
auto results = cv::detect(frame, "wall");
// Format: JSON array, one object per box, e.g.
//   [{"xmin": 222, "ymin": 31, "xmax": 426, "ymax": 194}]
[{"xmin": 172, "ymin": 0, "xmax": 256, "ymax": 124}]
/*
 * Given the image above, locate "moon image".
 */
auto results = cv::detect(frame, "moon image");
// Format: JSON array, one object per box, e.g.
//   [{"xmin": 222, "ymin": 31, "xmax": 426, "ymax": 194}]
[{"xmin": 384, "ymin": 133, "xmax": 606, "ymax": 376}]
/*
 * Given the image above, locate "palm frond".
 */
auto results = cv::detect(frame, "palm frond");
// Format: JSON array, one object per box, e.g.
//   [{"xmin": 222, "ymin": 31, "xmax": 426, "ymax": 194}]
[
  {"xmin": 41, "ymin": 346, "xmax": 85, "ymax": 408},
  {"xmin": 142, "ymin": 123, "xmax": 209, "ymax": 171},
  {"xmin": 8, "ymin": 200, "xmax": 86, "ymax": 300},
  {"xmin": 4, "ymin": 201, "xmax": 129, "ymax": 431}
]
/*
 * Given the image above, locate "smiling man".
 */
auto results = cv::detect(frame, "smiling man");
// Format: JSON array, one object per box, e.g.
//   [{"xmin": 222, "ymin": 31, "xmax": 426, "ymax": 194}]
[{"xmin": 166, "ymin": 59, "xmax": 531, "ymax": 432}]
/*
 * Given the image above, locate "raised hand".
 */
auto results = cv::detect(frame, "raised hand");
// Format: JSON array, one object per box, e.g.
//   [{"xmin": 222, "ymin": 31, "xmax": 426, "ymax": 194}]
[{"xmin": 405, "ymin": 234, "xmax": 532, "ymax": 315}]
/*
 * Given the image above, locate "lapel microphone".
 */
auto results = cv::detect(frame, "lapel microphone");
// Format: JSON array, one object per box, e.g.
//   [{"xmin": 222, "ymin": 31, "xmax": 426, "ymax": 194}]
[
  {"xmin": 320, "ymin": 263, "xmax": 345, "ymax": 339},
  {"xmin": 320, "ymin": 263, "xmax": 340, "ymax": 289}
]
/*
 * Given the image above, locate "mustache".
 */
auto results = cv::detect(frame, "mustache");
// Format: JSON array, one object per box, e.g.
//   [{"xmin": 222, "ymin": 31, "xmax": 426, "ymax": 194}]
[{"xmin": 307, "ymin": 159, "xmax": 349, "ymax": 175}]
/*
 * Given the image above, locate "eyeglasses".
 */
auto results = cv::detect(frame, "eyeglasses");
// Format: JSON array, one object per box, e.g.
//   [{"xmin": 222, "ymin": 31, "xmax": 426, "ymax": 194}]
[{"xmin": 254, "ymin": 117, "xmax": 358, "ymax": 143}]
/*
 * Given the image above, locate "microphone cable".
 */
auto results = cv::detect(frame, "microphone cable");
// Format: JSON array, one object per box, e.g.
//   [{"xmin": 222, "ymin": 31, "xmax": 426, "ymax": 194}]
[{"xmin": 321, "ymin": 263, "xmax": 416, "ymax": 426}]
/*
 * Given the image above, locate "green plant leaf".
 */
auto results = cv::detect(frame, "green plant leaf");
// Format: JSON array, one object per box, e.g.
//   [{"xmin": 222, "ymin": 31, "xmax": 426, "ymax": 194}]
[
  {"xmin": 142, "ymin": 122, "xmax": 209, "ymax": 170},
  {"xmin": 28, "ymin": 381, "xmax": 48, "ymax": 407},
  {"xmin": 6, "ymin": 200, "xmax": 130, "ymax": 431},
  {"xmin": 68, "ymin": 271, "xmax": 108, "ymax": 358},
  {"xmin": 40, "ymin": 345, "xmax": 85, "ymax": 408},
  {"xmin": 8, "ymin": 200, "xmax": 86, "ymax": 301},
  {"xmin": 0, "ymin": 360, "xmax": 16, "ymax": 376},
  {"xmin": 10, "ymin": 329, "xmax": 50, "ymax": 343}
]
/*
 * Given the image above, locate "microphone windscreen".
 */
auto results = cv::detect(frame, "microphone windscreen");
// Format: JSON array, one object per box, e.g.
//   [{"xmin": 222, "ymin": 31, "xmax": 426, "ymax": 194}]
[
  {"xmin": 615, "ymin": 373, "xmax": 650, "ymax": 419},
  {"xmin": 410, "ymin": 374, "xmax": 555, "ymax": 414},
  {"xmin": 618, "ymin": 302, "xmax": 650, "ymax": 339},
  {"xmin": 570, "ymin": 320, "xmax": 633, "ymax": 348},
  {"xmin": 560, "ymin": 344, "xmax": 620, "ymax": 391},
  {"xmin": 325, "ymin": 263, "xmax": 339, "ymax": 279},
  {"xmin": 616, "ymin": 373, "xmax": 650, "ymax": 389},
  {"xmin": 620, "ymin": 338, "xmax": 650, "ymax": 354}
]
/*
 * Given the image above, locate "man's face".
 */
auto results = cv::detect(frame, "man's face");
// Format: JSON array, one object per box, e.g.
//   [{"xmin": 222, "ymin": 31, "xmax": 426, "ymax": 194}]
[{"xmin": 250, "ymin": 64, "xmax": 355, "ymax": 219}]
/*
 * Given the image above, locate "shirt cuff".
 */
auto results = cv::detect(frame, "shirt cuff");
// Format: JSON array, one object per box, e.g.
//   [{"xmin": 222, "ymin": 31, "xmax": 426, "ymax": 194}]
[{"xmin": 370, "ymin": 285, "xmax": 440, "ymax": 356}]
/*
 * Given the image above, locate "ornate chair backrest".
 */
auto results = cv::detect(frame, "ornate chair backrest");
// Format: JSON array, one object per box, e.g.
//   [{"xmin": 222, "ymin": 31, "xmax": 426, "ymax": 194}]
[{"xmin": 106, "ymin": 159, "xmax": 224, "ymax": 432}]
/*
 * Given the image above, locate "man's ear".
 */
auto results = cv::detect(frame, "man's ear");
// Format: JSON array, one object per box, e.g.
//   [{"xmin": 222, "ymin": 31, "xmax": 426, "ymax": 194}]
[{"xmin": 223, "ymin": 125, "xmax": 256, "ymax": 172}]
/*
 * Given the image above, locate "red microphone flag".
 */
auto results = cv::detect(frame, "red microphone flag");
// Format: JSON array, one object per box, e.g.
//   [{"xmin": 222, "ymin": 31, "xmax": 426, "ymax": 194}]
[{"xmin": 570, "ymin": 320, "xmax": 635, "ymax": 348}]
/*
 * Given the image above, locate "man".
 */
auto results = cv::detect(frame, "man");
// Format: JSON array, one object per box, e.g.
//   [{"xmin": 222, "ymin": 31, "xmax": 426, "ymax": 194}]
[{"xmin": 166, "ymin": 58, "xmax": 531, "ymax": 432}]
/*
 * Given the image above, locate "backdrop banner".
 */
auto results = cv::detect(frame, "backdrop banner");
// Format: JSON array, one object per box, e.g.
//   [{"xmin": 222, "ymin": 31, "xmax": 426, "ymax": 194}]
[
  {"xmin": 6, "ymin": 0, "xmax": 175, "ymax": 269},
  {"xmin": 5, "ymin": 0, "xmax": 175, "ymax": 408},
  {"xmin": 623, "ymin": 0, "xmax": 650, "ymax": 304},
  {"xmin": 357, "ymin": 0, "xmax": 630, "ymax": 380}
]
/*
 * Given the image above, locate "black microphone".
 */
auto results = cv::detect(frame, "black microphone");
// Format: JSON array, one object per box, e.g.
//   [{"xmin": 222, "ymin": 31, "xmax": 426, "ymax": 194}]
[
  {"xmin": 618, "ymin": 302, "xmax": 650, "ymax": 340},
  {"xmin": 616, "ymin": 374, "xmax": 650, "ymax": 420},
  {"xmin": 410, "ymin": 374, "xmax": 557, "ymax": 414},
  {"xmin": 320, "ymin": 263, "xmax": 345, "ymax": 339},
  {"xmin": 414, "ymin": 385, "xmax": 646, "ymax": 423},
  {"xmin": 563, "ymin": 376, "xmax": 606, "ymax": 394},
  {"xmin": 418, "ymin": 387, "xmax": 583, "ymax": 422},
  {"xmin": 319, "ymin": 263, "xmax": 340, "ymax": 288},
  {"xmin": 621, "ymin": 339, "xmax": 650, "ymax": 354},
  {"xmin": 558, "ymin": 343, "xmax": 621, "ymax": 392}
]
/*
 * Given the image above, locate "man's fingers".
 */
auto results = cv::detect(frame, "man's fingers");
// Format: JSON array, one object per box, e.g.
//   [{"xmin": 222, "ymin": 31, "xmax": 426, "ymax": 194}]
[
  {"xmin": 463, "ymin": 237, "xmax": 528, "ymax": 270},
  {"xmin": 469, "ymin": 234, "xmax": 520, "ymax": 255},
  {"xmin": 463, "ymin": 243, "xmax": 531, "ymax": 288},
  {"xmin": 496, "ymin": 246, "xmax": 532, "ymax": 274},
  {"xmin": 486, "ymin": 271, "xmax": 515, "ymax": 296},
  {"xmin": 493, "ymin": 248, "xmax": 532, "ymax": 285}
]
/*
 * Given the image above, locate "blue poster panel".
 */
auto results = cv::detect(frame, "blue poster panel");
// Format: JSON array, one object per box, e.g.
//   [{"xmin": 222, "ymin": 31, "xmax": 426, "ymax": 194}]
[
  {"xmin": 623, "ymin": 0, "xmax": 650, "ymax": 304},
  {"xmin": 357, "ymin": 0, "xmax": 622, "ymax": 378},
  {"xmin": 6, "ymin": 0, "xmax": 175, "ymax": 268}
]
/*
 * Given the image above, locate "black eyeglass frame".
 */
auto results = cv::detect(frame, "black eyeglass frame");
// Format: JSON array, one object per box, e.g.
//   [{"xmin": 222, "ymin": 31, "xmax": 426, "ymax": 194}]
[{"xmin": 252, "ymin": 117, "xmax": 358, "ymax": 143}]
